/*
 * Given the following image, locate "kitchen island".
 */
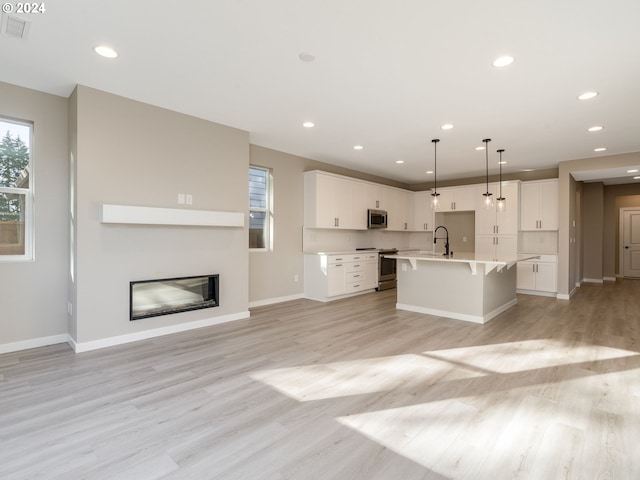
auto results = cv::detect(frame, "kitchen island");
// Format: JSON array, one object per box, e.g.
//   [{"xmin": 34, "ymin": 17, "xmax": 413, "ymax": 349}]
[{"xmin": 386, "ymin": 252, "xmax": 539, "ymax": 324}]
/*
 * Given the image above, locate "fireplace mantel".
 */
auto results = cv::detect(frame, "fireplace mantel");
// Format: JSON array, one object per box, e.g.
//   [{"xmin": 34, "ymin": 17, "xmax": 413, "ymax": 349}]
[{"xmin": 100, "ymin": 204, "xmax": 244, "ymax": 227}]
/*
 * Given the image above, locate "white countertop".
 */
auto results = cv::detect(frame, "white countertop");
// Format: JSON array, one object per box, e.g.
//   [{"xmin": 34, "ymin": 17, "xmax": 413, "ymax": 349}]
[{"xmin": 386, "ymin": 251, "xmax": 540, "ymax": 275}]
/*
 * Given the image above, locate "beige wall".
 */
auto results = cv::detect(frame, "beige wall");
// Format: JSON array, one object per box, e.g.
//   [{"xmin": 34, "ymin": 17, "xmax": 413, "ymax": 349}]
[
  {"xmin": 0, "ymin": 82, "xmax": 69, "ymax": 347},
  {"xmin": 606, "ymin": 187, "xmax": 640, "ymax": 277},
  {"xmin": 559, "ymin": 152, "xmax": 640, "ymax": 297},
  {"xmin": 71, "ymin": 86, "xmax": 249, "ymax": 344},
  {"xmin": 581, "ymin": 183, "xmax": 604, "ymax": 281}
]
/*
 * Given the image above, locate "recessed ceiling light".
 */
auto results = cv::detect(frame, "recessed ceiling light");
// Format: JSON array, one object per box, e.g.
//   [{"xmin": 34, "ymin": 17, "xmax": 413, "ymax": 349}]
[
  {"xmin": 94, "ymin": 45, "xmax": 118, "ymax": 58},
  {"xmin": 475, "ymin": 146, "xmax": 485, "ymax": 151},
  {"xmin": 395, "ymin": 160, "xmax": 404, "ymax": 164},
  {"xmin": 521, "ymin": 169, "xmax": 535, "ymax": 172},
  {"xmin": 627, "ymin": 169, "xmax": 639, "ymax": 173},
  {"xmin": 578, "ymin": 91, "xmax": 598, "ymax": 100},
  {"xmin": 353, "ymin": 145, "xmax": 363, "ymax": 150},
  {"xmin": 441, "ymin": 124, "xmax": 454, "ymax": 130},
  {"xmin": 587, "ymin": 126, "xmax": 604, "ymax": 132},
  {"xmin": 426, "ymin": 170, "xmax": 434, "ymax": 174},
  {"xmin": 492, "ymin": 55, "xmax": 514, "ymax": 68},
  {"xmin": 634, "ymin": 176, "xmax": 640, "ymax": 180},
  {"xmin": 498, "ymin": 161, "xmax": 507, "ymax": 165},
  {"xmin": 302, "ymin": 122, "xmax": 314, "ymax": 128},
  {"xmin": 594, "ymin": 147, "xmax": 607, "ymax": 152},
  {"xmin": 298, "ymin": 52, "xmax": 315, "ymax": 62}
]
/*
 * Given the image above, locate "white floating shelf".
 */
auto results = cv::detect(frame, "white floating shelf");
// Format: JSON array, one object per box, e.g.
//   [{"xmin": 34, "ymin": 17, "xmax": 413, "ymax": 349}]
[{"xmin": 100, "ymin": 204, "xmax": 245, "ymax": 227}]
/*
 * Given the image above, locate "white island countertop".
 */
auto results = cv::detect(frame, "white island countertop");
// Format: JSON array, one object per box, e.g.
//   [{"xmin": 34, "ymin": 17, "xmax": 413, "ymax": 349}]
[{"xmin": 386, "ymin": 251, "xmax": 540, "ymax": 275}]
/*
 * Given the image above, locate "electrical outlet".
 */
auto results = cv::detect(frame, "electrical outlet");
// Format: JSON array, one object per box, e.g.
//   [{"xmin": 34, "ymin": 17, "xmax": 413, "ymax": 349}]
[
  {"xmin": 294, "ymin": 274, "xmax": 299, "ymax": 282},
  {"xmin": 186, "ymin": 194, "xmax": 193, "ymax": 205},
  {"xmin": 178, "ymin": 193, "xmax": 185, "ymax": 204},
  {"xmin": 67, "ymin": 301, "xmax": 73, "ymax": 315},
  {"xmin": 462, "ymin": 236, "xmax": 467, "ymax": 242},
  {"xmin": 402, "ymin": 263, "xmax": 407, "ymax": 271}
]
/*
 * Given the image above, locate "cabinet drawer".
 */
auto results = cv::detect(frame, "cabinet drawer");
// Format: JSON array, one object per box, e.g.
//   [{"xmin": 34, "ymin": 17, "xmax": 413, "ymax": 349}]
[
  {"xmin": 328, "ymin": 253, "xmax": 372, "ymax": 264},
  {"xmin": 346, "ymin": 281, "xmax": 366, "ymax": 292},
  {"xmin": 345, "ymin": 262, "xmax": 365, "ymax": 273},
  {"xmin": 347, "ymin": 272, "xmax": 365, "ymax": 282}
]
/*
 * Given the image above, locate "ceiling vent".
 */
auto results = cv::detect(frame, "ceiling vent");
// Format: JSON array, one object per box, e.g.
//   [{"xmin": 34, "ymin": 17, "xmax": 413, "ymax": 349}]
[{"xmin": 1, "ymin": 14, "xmax": 31, "ymax": 40}]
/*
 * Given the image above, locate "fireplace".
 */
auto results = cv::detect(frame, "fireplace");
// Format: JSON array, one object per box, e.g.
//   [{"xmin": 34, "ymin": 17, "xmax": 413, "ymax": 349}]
[{"xmin": 130, "ymin": 274, "xmax": 219, "ymax": 321}]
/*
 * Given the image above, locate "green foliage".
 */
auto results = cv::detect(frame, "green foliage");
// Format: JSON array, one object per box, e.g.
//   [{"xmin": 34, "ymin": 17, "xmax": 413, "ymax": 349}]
[{"xmin": 0, "ymin": 131, "xmax": 30, "ymax": 221}]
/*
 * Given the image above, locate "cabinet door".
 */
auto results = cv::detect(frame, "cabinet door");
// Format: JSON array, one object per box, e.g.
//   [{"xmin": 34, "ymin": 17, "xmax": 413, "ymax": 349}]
[
  {"xmin": 539, "ymin": 180, "xmax": 558, "ymax": 230},
  {"xmin": 327, "ymin": 263, "xmax": 346, "ymax": 297},
  {"xmin": 496, "ymin": 182, "xmax": 519, "ymax": 235},
  {"xmin": 350, "ymin": 181, "xmax": 369, "ymax": 230},
  {"xmin": 535, "ymin": 262, "xmax": 557, "ymax": 292},
  {"xmin": 413, "ymin": 191, "xmax": 433, "ymax": 231},
  {"xmin": 475, "ymin": 184, "xmax": 498, "ymax": 235},
  {"xmin": 436, "ymin": 189, "xmax": 455, "ymax": 212},
  {"xmin": 362, "ymin": 261, "xmax": 379, "ymax": 289},
  {"xmin": 495, "ymin": 235, "xmax": 517, "ymax": 258},
  {"xmin": 520, "ymin": 182, "xmax": 540, "ymax": 231},
  {"xmin": 454, "ymin": 186, "xmax": 476, "ymax": 211},
  {"xmin": 312, "ymin": 173, "xmax": 341, "ymax": 228},
  {"xmin": 517, "ymin": 262, "xmax": 536, "ymax": 290},
  {"xmin": 475, "ymin": 236, "xmax": 496, "ymax": 256}
]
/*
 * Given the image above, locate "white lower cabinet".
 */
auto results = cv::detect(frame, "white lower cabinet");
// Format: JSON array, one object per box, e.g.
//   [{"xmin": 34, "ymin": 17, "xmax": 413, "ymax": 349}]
[
  {"xmin": 516, "ymin": 254, "xmax": 557, "ymax": 295},
  {"xmin": 305, "ymin": 252, "xmax": 379, "ymax": 301}
]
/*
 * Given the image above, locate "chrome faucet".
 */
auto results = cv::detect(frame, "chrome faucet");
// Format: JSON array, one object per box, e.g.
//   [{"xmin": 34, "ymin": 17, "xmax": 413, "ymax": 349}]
[{"xmin": 433, "ymin": 225, "xmax": 450, "ymax": 256}]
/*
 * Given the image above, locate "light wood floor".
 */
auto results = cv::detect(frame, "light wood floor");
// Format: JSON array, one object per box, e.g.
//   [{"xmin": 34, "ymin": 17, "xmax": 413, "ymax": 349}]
[{"xmin": 2, "ymin": 280, "xmax": 640, "ymax": 479}]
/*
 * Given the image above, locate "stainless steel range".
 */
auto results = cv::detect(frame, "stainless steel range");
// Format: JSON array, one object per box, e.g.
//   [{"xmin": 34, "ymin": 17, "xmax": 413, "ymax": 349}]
[{"xmin": 377, "ymin": 248, "xmax": 398, "ymax": 290}]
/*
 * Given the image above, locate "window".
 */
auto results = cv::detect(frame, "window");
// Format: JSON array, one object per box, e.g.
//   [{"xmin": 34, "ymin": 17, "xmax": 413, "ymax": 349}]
[
  {"xmin": 249, "ymin": 166, "xmax": 272, "ymax": 250},
  {"xmin": 0, "ymin": 117, "xmax": 33, "ymax": 260}
]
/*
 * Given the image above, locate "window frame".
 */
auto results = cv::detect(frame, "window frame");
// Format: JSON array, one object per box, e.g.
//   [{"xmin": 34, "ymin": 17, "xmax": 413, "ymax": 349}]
[
  {"xmin": 0, "ymin": 116, "xmax": 34, "ymax": 262},
  {"xmin": 249, "ymin": 165, "xmax": 273, "ymax": 252}
]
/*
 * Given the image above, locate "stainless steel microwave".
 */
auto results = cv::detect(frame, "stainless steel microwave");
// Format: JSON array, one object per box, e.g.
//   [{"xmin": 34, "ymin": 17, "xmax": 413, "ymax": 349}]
[{"xmin": 368, "ymin": 209, "xmax": 388, "ymax": 229}]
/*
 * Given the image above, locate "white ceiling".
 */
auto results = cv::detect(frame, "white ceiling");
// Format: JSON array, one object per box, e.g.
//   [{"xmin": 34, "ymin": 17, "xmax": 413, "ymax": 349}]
[{"xmin": 1, "ymin": 0, "xmax": 640, "ymax": 185}]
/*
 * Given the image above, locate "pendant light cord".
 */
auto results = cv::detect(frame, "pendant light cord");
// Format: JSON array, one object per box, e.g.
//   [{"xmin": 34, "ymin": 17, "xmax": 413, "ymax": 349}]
[
  {"xmin": 483, "ymin": 138, "xmax": 491, "ymax": 194},
  {"xmin": 432, "ymin": 138, "xmax": 439, "ymax": 195}
]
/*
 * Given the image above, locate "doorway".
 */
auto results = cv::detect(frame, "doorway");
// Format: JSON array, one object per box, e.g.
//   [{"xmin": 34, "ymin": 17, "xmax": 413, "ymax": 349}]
[{"xmin": 620, "ymin": 208, "xmax": 640, "ymax": 278}]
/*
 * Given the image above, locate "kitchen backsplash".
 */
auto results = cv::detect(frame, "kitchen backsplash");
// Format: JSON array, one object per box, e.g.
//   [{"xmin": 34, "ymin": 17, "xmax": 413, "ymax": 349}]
[
  {"xmin": 302, "ymin": 228, "xmax": 433, "ymax": 252},
  {"xmin": 519, "ymin": 231, "xmax": 558, "ymax": 254}
]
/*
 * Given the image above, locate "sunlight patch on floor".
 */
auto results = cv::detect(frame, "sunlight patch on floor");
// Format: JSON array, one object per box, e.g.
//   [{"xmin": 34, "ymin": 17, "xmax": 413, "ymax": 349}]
[
  {"xmin": 425, "ymin": 339, "xmax": 634, "ymax": 374},
  {"xmin": 250, "ymin": 354, "xmax": 484, "ymax": 401}
]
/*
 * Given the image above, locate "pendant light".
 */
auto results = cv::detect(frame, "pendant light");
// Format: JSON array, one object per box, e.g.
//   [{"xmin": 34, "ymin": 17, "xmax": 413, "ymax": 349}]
[
  {"xmin": 430, "ymin": 138, "xmax": 440, "ymax": 210},
  {"xmin": 496, "ymin": 149, "xmax": 506, "ymax": 213},
  {"xmin": 481, "ymin": 138, "xmax": 493, "ymax": 209}
]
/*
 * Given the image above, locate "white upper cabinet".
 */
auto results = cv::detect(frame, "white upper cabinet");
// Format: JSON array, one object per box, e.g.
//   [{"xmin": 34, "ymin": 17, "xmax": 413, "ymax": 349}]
[
  {"xmin": 412, "ymin": 191, "xmax": 434, "ymax": 232},
  {"xmin": 520, "ymin": 179, "xmax": 558, "ymax": 231},
  {"xmin": 385, "ymin": 187, "xmax": 413, "ymax": 231},
  {"xmin": 304, "ymin": 171, "xmax": 367, "ymax": 229},
  {"xmin": 436, "ymin": 186, "xmax": 475, "ymax": 212},
  {"xmin": 475, "ymin": 182, "xmax": 519, "ymax": 236}
]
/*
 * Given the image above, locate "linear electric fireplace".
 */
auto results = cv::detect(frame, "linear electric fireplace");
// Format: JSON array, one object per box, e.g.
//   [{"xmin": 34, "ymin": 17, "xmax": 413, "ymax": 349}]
[{"xmin": 130, "ymin": 274, "xmax": 219, "ymax": 321}]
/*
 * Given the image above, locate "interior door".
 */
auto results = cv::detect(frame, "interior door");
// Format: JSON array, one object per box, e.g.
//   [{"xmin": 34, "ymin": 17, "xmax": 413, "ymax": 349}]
[{"xmin": 622, "ymin": 209, "xmax": 640, "ymax": 278}]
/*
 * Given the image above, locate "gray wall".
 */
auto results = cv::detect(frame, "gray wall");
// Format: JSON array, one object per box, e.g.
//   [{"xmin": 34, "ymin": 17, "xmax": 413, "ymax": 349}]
[
  {"xmin": 606, "ymin": 187, "xmax": 640, "ymax": 277},
  {"xmin": 581, "ymin": 182, "xmax": 604, "ymax": 281},
  {"xmin": 71, "ymin": 86, "xmax": 249, "ymax": 344},
  {"xmin": 559, "ymin": 152, "xmax": 640, "ymax": 296},
  {"xmin": 0, "ymin": 82, "xmax": 69, "ymax": 347}
]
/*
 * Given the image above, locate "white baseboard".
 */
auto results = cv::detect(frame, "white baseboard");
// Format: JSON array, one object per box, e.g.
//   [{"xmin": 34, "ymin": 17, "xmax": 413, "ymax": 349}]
[
  {"xmin": 0, "ymin": 334, "xmax": 71, "ymax": 355},
  {"xmin": 603, "ymin": 276, "xmax": 616, "ymax": 282},
  {"xmin": 583, "ymin": 278, "xmax": 604, "ymax": 284},
  {"xmin": 249, "ymin": 293, "xmax": 304, "ymax": 308},
  {"xmin": 72, "ymin": 311, "xmax": 250, "ymax": 353},
  {"xmin": 396, "ymin": 299, "xmax": 517, "ymax": 325},
  {"xmin": 517, "ymin": 289, "xmax": 557, "ymax": 298}
]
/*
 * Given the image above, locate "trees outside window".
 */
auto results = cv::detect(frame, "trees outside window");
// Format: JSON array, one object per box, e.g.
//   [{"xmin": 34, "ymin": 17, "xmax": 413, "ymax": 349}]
[{"xmin": 0, "ymin": 118, "xmax": 33, "ymax": 259}]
